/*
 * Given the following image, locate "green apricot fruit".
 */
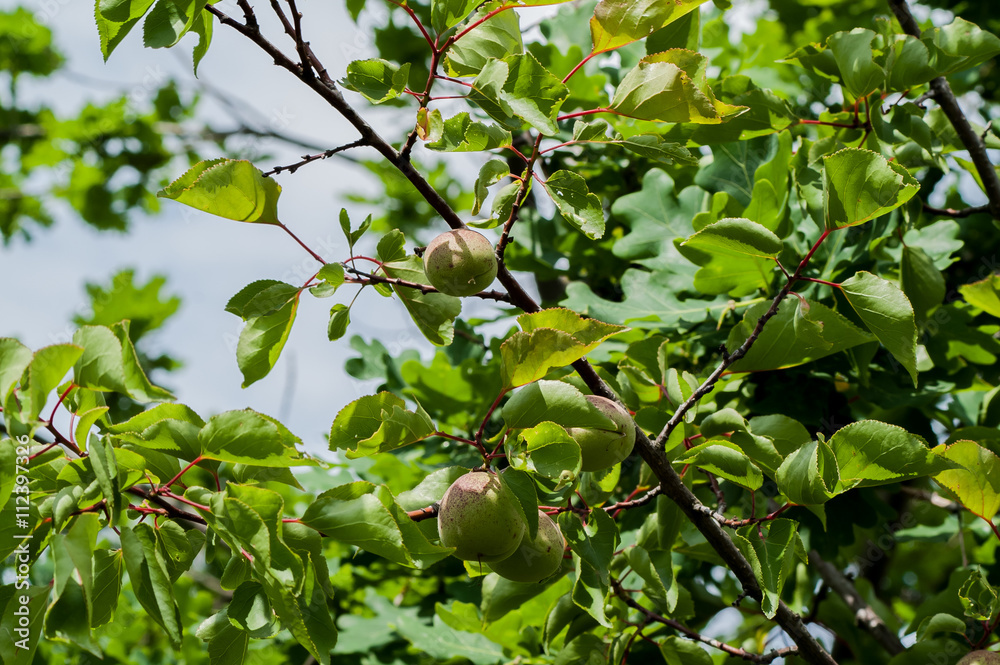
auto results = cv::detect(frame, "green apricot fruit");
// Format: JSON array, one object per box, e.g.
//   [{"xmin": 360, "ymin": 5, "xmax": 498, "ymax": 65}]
[
  {"xmin": 438, "ymin": 471, "xmax": 525, "ymax": 562},
  {"xmin": 488, "ymin": 510, "xmax": 565, "ymax": 583},
  {"xmin": 564, "ymin": 395, "xmax": 636, "ymax": 472},
  {"xmin": 423, "ymin": 229, "xmax": 498, "ymax": 297},
  {"xmin": 958, "ymin": 651, "xmax": 1000, "ymax": 665}
]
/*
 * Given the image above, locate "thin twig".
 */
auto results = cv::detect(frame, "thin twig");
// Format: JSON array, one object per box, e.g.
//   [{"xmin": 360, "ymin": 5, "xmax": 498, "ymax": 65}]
[
  {"xmin": 344, "ymin": 266, "xmax": 512, "ymax": 302},
  {"xmin": 263, "ymin": 139, "xmax": 368, "ymax": 176},
  {"xmin": 888, "ymin": 0, "xmax": 1000, "ymax": 219},
  {"xmin": 612, "ymin": 579, "xmax": 798, "ymax": 663},
  {"xmin": 921, "ymin": 203, "xmax": 990, "ymax": 219},
  {"xmin": 810, "ymin": 550, "xmax": 906, "ymax": 656}
]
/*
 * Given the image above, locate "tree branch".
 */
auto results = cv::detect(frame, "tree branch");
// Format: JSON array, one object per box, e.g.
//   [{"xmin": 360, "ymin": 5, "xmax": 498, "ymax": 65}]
[
  {"xmin": 205, "ymin": 7, "xmax": 839, "ymax": 663},
  {"xmin": 887, "ymin": 0, "xmax": 1000, "ymax": 219},
  {"xmin": 344, "ymin": 266, "xmax": 512, "ymax": 302},
  {"xmin": 612, "ymin": 579, "xmax": 798, "ymax": 663},
  {"xmin": 127, "ymin": 487, "xmax": 207, "ymax": 526},
  {"xmin": 810, "ymin": 550, "xmax": 906, "ymax": 656},
  {"xmin": 262, "ymin": 139, "xmax": 369, "ymax": 177},
  {"xmin": 921, "ymin": 202, "xmax": 990, "ymax": 219}
]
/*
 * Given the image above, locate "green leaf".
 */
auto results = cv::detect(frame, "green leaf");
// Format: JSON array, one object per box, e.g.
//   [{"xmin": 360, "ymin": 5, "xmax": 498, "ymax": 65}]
[
  {"xmin": 518, "ymin": 307, "xmax": 628, "ymax": 347},
  {"xmin": 236, "ymin": 296, "xmax": 299, "ymax": 388},
  {"xmin": 562, "ymin": 269, "xmax": 731, "ymax": 329},
  {"xmin": 958, "ymin": 568, "xmax": 999, "ymax": 621},
  {"xmin": 107, "ymin": 403, "xmax": 204, "ymax": 459},
  {"xmin": 158, "ymin": 159, "xmax": 282, "ymax": 225},
  {"xmin": 590, "ymin": 0, "xmax": 709, "ymax": 54},
  {"xmin": 499, "ymin": 330, "xmax": 585, "ymax": 389},
  {"xmin": 500, "ymin": 309, "xmax": 627, "ymax": 388},
  {"xmin": 933, "ymin": 440, "xmax": 1000, "ymax": 522},
  {"xmin": 502, "ymin": 380, "xmax": 616, "ymax": 430},
  {"xmin": 520, "ymin": 421, "xmax": 583, "ymax": 481},
  {"xmin": 776, "ymin": 440, "xmax": 839, "ymax": 505},
  {"xmin": 625, "ymin": 545, "xmax": 678, "ymax": 613},
  {"xmin": 45, "ymin": 513, "xmax": 101, "ymax": 655},
  {"xmin": 143, "ymin": 0, "xmax": 205, "ymax": 49},
  {"xmin": 196, "ymin": 610, "xmax": 250, "ymax": 665},
  {"xmin": 445, "ymin": 7, "xmax": 523, "ymax": 77},
  {"xmin": 121, "ymin": 523, "xmax": 183, "ymax": 644},
  {"xmin": 473, "ymin": 159, "xmax": 511, "ymax": 215},
  {"xmin": 21, "ymin": 343, "xmax": 83, "ymax": 422},
  {"xmin": 327, "ymin": 304, "xmax": 351, "ymax": 341},
  {"xmin": 959, "ymin": 274, "xmax": 1000, "ymax": 318},
  {"xmin": 726, "ymin": 298, "xmax": 875, "ymax": 373},
  {"xmin": 675, "ymin": 440, "xmax": 764, "ymax": 490},
  {"xmin": 0, "ymin": 585, "xmax": 48, "ymax": 665},
  {"xmin": 732, "ymin": 519, "xmax": 805, "ymax": 619},
  {"xmin": 328, "ymin": 392, "xmax": 435, "ymax": 458},
  {"xmin": 679, "ymin": 218, "xmax": 783, "ymax": 296},
  {"xmin": 111, "ymin": 321, "xmax": 173, "ymax": 401},
  {"xmin": 0, "ymin": 338, "xmax": 34, "ymax": 415},
  {"xmin": 901, "ymin": 245, "xmax": 946, "ymax": 325},
  {"xmin": 826, "ymin": 29, "xmax": 885, "ymax": 98},
  {"xmin": 227, "ymin": 281, "xmax": 299, "ymax": 320},
  {"xmin": 395, "ymin": 613, "xmax": 505, "ymax": 665},
  {"xmin": 96, "ymin": 0, "xmax": 157, "ymax": 60},
  {"xmin": 229, "ymin": 581, "xmax": 278, "ymax": 638},
  {"xmin": 559, "ymin": 507, "xmax": 617, "ymax": 580},
  {"xmin": 425, "ymin": 112, "xmax": 513, "ymax": 152},
  {"xmin": 700, "ymin": 409, "xmax": 783, "ymax": 476},
  {"xmin": 89, "ymin": 436, "xmax": 122, "ymax": 525},
  {"xmin": 91, "ymin": 549, "xmax": 125, "ymax": 627},
  {"xmin": 190, "ymin": 4, "xmax": 212, "ymax": 75},
  {"xmin": 823, "ymin": 148, "xmax": 919, "ymax": 229},
  {"xmin": 199, "ymin": 409, "xmax": 313, "ymax": 467},
  {"xmin": 341, "ymin": 58, "xmax": 411, "ymax": 104},
  {"xmin": 915, "ymin": 613, "xmax": 968, "ymax": 642},
  {"xmin": 301, "ymin": 488, "xmax": 413, "ymax": 567},
  {"xmin": 470, "ymin": 52, "xmax": 569, "ymax": 135},
  {"xmin": 376, "ymin": 229, "xmax": 406, "ymax": 263},
  {"xmin": 381, "ymin": 256, "xmax": 462, "ymax": 346},
  {"xmin": 610, "ymin": 51, "xmax": 746, "ymax": 124},
  {"xmin": 498, "ymin": 468, "xmax": 538, "ymax": 539},
  {"xmin": 659, "ymin": 635, "xmax": 713, "ymax": 665},
  {"xmin": 839, "ymin": 271, "xmax": 918, "ymax": 386},
  {"xmin": 543, "ymin": 171, "xmax": 605, "ymax": 239},
  {"xmin": 431, "ymin": 0, "xmax": 478, "ymax": 32},
  {"xmin": 830, "ymin": 421, "xmax": 950, "ymax": 490}
]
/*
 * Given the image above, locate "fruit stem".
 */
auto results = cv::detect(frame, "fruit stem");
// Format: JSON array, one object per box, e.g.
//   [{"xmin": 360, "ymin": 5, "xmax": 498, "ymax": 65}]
[{"xmin": 475, "ymin": 390, "xmax": 508, "ymax": 458}]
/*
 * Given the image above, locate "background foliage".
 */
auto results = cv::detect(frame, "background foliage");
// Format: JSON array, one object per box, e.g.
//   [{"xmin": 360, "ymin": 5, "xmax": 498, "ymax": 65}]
[{"xmin": 3, "ymin": 0, "xmax": 1000, "ymax": 664}]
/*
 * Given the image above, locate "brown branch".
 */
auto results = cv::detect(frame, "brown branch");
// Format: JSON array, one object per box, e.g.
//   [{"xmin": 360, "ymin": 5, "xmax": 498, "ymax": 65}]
[
  {"xmin": 344, "ymin": 266, "xmax": 512, "ymax": 302},
  {"xmin": 45, "ymin": 422, "xmax": 84, "ymax": 457},
  {"xmin": 127, "ymin": 487, "xmax": 207, "ymax": 525},
  {"xmin": 921, "ymin": 202, "xmax": 990, "ymax": 219},
  {"xmin": 262, "ymin": 139, "xmax": 368, "ymax": 177},
  {"xmin": 888, "ymin": 0, "xmax": 1000, "ymax": 219},
  {"xmin": 612, "ymin": 579, "xmax": 798, "ymax": 663},
  {"xmin": 900, "ymin": 485, "xmax": 961, "ymax": 511},
  {"xmin": 204, "ymin": 4, "xmax": 465, "ymax": 232},
  {"xmin": 407, "ymin": 503, "xmax": 439, "ymax": 522},
  {"xmin": 810, "ymin": 550, "xmax": 906, "ymax": 656},
  {"xmin": 604, "ymin": 487, "xmax": 661, "ymax": 515}
]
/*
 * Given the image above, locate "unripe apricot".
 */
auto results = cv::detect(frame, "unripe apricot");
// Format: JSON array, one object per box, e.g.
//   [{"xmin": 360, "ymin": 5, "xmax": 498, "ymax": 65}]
[
  {"xmin": 958, "ymin": 651, "xmax": 1000, "ymax": 665},
  {"xmin": 564, "ymin": 395, "xmax": 636, "ymax": 472},
  {"xmin": 437, "ymin": 471, "xmax": 525, "ymax": 562},
  {"xmin": 488, "ymin": 510, "xmax": 565, "ymax": 583},
  {"xmin": 423, "ymin": 229, "xmax": 498, "ymax": 297}
]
